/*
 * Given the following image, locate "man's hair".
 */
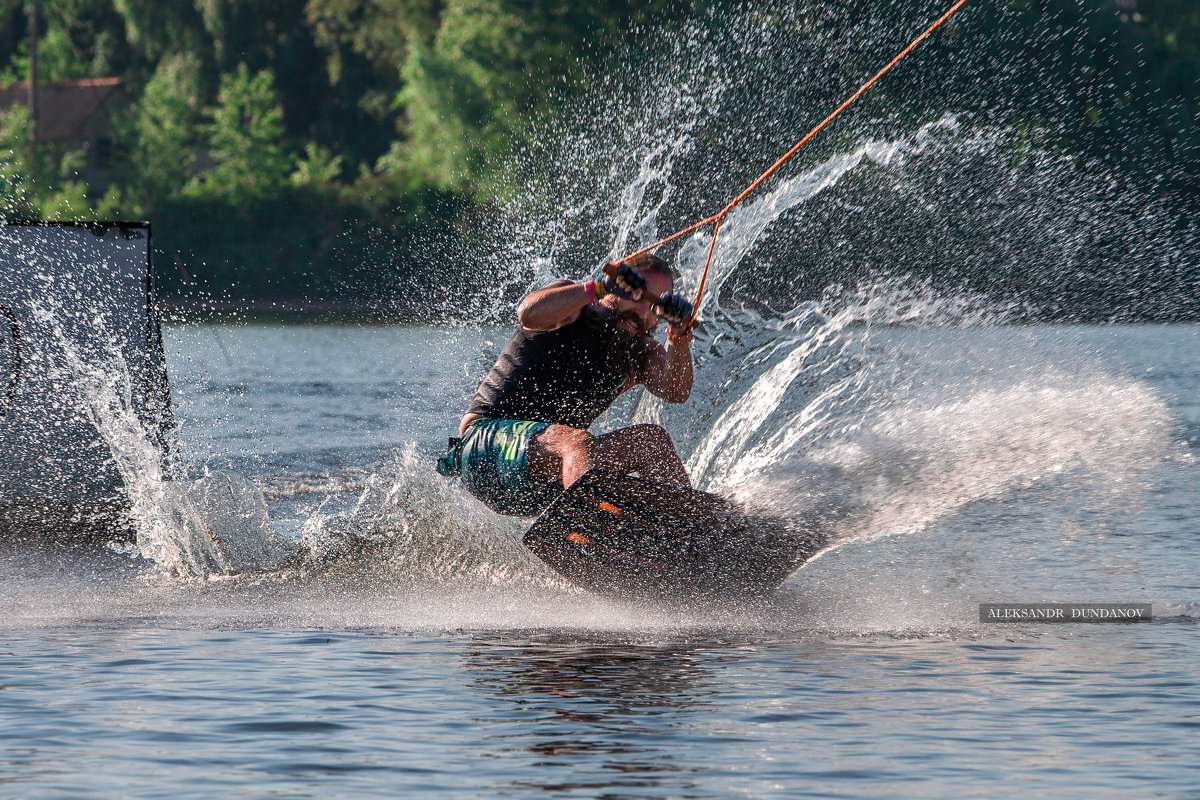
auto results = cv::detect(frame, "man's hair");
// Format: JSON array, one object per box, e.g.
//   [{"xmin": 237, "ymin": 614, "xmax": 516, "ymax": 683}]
[{"xmin": 624, "ymin": 252, "xmax": 676, "ymax": 284}]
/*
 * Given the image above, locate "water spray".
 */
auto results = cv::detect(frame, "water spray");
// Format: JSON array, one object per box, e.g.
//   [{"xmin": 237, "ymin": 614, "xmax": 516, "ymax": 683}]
[{"xmin": 615, "ymin": 0, "xmax": 973, "ymax": 325}]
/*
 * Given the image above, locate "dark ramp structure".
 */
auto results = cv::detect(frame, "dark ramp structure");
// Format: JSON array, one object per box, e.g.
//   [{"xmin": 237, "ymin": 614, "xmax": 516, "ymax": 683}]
[
  {"xmin": 524, "ymin": 470, "xmax": 830, "ymax": 600},
  {"xmin": 0, "ymin": 221, "xmax": 171, "ymax": 543}
]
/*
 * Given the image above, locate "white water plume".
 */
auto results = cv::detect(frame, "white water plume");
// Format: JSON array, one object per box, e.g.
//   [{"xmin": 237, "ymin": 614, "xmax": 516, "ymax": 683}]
[
  {"xmin": 299, "ymin": 445, "xmax": 569, "ymax": 590},
  {"xmin": 686, "ymin": 303, "xmax": 869, "ymax": 489},
  {"xmin": 33, "ymin": 305, "xmax": 293, "ymax": 576},
  {"xmin": 722, "ymin": 358, "xmax": 1175, "ymax": 551},
  {"xmin": 839, "ymin": 378, "xmax": 1173, "ymax": 542}
]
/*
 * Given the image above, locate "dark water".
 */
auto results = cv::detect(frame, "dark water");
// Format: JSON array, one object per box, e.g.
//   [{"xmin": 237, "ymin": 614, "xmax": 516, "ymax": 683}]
[
  {"xmin": 6, "ymin": 625, "xmax": 1197, "ymax": 799},
  {"xmin": 1, "ymin": 320, "xmax": 1196, "ymax": 798}
]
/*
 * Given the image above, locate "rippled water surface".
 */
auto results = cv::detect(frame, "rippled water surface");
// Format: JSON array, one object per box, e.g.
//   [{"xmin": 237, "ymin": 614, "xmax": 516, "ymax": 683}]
[
  {"xmin": 7, "ymin": 625, "xmax": 1198, "ymax": 799},
  {"xmin": 1, "ymin": 321, "xmax": 1197, "ymax": 798}
]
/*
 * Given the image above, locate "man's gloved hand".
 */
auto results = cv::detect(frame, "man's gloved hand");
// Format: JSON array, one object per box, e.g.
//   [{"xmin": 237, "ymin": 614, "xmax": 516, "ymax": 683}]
[
  {"xmin": 600, "ymin": 261, "xmax": 647, "ymax": 300},
  {"xmin": 655, "ymin": 292, "xmax": 694, "ymax": 325}
]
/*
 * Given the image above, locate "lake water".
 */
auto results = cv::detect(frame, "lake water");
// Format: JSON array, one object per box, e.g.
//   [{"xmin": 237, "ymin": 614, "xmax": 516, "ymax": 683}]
[{"xmin": 1, "ymin": 319, "xmax": 1197, "ymax": 798}]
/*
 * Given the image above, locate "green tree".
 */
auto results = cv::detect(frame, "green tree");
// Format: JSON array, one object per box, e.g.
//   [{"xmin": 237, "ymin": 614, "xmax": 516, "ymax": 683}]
[
  {"xmin": 0, "ymin": 42, "xmax": 30, "ymax": 88},
  {"xmin": 305, "ymin": 0, "xmax": 435, "ymax": 75},
  {"xmin": 189, "ymin": 64, "xmax": 294, "ymax": 200},
  {"xmin": 119, "ymin": 51, "xmax": 202, "ymax": 205},
  {"xmin": 304, "ymin": 0, "xmax": 424, "ymax": 168},
  {"xmin": 112, "ymin": 0, "xmax": 212, "ymax": 75},
  {"xmin": 291, "ymin": 141, "xmax": 343, "ymax": 186},
  {"xmin": 3, "ymin": 0, "xmax": 131, "ymax": 82},
  {"xmin": 387, "ymin": 0, "xmax": 689, "ymax": 192},
  {"xmin": 0, "ymin": 104, "xmax": 39, "ymax": 217}
]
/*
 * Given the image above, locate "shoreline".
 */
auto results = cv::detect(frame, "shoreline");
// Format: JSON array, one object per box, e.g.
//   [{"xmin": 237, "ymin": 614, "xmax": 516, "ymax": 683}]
[
  {"xmin": 156, "ymin": 298, "xmax": 433, "ymax": 325},
  {"xmin": 156, "ymin": 297, "xmax": 1200, "ymax": 326}
]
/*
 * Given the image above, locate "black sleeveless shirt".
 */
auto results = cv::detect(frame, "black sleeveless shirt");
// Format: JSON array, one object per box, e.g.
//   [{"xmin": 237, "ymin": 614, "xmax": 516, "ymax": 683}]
[{"xmin": 468, "ymin": 305, "xmax": 645, "ymax": 430}]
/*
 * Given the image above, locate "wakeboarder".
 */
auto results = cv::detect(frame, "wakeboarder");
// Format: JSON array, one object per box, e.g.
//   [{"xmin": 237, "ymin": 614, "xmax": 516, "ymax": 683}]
[{"xmin": 437, "ymin": 254, "xmax": 696, "ymax": 516}]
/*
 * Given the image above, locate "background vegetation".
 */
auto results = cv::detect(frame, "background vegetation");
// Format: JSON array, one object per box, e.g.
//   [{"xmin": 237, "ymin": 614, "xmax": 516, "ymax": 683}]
[{"xmin": 0, "ymin": 0, "xmax": 1196, "ymax": 316}]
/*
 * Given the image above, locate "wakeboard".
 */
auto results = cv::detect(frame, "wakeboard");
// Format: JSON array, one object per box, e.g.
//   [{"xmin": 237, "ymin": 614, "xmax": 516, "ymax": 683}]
[{"xmin": 522, "ymin": 469, "xmax": 830, "ymax": 600}]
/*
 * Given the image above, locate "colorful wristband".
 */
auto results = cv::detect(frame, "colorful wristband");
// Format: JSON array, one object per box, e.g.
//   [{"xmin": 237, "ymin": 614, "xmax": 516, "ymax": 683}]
[
  {"xmin": 667, "ymin": 325, "xmax": 694, "ymax": 345},
  {"xmin": 583, "ymin": 279, "xmax": 604, "ymax": 300}
]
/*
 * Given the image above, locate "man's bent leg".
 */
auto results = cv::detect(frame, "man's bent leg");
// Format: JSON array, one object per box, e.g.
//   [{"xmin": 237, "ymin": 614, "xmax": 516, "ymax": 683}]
[
  {"xmin": 528, "ymin": 425, "xmax": 596, "ymax": 488},
  {"xmin": 529, "ymin": 423, "xmax": 690, "ymax": 489},
  {"xmin": 596, "ymin": 424, "xmax": 690, "ymax": 487}
]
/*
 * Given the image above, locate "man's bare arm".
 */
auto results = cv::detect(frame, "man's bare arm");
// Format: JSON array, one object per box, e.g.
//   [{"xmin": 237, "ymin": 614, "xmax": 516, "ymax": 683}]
[
  {"xmin": 516, "ymin": 280, "xmax": 592, "ymax": 330},
  {"xmin": 517, "ymin": 266, "xmax": 651, "ymax": 330},
  {"xmin": 639, "ymin": 327, "xmax": 694, "ymax": 403}
]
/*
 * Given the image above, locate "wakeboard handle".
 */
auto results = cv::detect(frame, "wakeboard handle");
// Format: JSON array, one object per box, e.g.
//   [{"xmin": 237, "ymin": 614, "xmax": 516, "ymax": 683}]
[{"xmin": 601, "ymin": 262, "xmax": 700, "ymax": 330}]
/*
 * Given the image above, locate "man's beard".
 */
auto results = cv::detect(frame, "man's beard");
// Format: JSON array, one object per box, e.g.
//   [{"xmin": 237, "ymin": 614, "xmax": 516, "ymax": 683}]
[
  {"xmin": 591, "ymin": 309, "xmax": 652, "ymax": 379},
  {"xmin": 611, "ymin": 308, "xmax": 654, "ymax": 337}
]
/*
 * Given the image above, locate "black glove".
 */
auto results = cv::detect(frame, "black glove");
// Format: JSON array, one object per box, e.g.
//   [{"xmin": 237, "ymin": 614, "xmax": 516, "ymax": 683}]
[
  {"xmin": 655, "ymin": 291, "xmax": 693, "ymax": 324},
  {"xmin": 600, "ymin": 261, "xmax": 647, "ymax": 300}
]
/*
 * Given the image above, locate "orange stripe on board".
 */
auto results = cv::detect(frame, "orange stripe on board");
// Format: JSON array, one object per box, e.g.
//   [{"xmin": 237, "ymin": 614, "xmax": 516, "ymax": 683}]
[{"xmin": 597, "ymin": 501, "xmax": 623, "ymax": 516}]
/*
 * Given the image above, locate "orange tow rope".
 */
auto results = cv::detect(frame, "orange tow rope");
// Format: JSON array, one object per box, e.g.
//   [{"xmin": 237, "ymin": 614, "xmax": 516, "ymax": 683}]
[{"xmin": 620, "ymin": 0, "xmax": 970, "ymax": 325}]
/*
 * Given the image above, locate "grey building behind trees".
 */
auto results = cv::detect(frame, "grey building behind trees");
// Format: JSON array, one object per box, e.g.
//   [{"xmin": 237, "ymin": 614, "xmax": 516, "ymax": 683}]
[{"xmin": 0, "ymin": 77, "xmax": 128, "ymax": 193}]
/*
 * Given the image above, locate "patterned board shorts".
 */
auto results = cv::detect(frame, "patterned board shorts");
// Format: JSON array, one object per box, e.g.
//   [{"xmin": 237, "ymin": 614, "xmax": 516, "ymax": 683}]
[{"xmin": 437, "ymin": 418, "xmax": 562, "ymax": 516}]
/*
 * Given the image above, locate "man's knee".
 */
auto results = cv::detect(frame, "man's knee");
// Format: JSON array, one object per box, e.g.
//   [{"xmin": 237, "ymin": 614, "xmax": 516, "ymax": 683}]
[
  {"xmin": 535, "ymin": 424, "xmax": 596, "ymax": 458},
  {"xmin": 530, "ymin": 424, "xmax": 597, "ymax": 486},
  {"xmin": 628, "ymin": 423, "xmax": 674, "ymax": 447}
]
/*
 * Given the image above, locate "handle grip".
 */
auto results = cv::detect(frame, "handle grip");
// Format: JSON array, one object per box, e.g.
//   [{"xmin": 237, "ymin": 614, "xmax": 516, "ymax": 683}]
[{"xmin": 602, "ymin": 262, "xmax": 699, "ymax": 330}]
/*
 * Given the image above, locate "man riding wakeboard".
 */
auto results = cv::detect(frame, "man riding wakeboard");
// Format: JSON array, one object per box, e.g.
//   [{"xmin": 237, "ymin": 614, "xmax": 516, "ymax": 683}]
[{"xmin": 437, "ymin": 253, "xmax": 696, "ymax": 516}]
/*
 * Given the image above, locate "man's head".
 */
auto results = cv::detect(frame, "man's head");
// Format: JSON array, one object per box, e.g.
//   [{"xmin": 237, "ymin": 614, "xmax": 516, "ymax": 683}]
[{"xmin": 601, "ymin": 253, "xmax": 675, "ymax": 338}]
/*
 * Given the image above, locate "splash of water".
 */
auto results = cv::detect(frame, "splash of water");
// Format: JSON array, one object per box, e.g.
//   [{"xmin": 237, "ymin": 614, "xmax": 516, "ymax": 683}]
[
  {"xmin": 469, "ymin": 65, "xmax": 1184, "ymax": 575},
  {"xmin": 729, "ymin": 373, "xmax": 1175, "ymax": 545},
  {"xmin": 32, "ymin": 304, "xmax": 294, "ymax": 577},
  {"xmin": 298, "ymin": 445, "xmax": 571, "ymax": 590}
]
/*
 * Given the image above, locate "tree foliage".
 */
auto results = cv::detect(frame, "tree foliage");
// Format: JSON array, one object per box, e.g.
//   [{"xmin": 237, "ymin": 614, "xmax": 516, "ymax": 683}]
[
  {"xmin": 0, "ymin": 0, "xmax": 1195, "ymax": 312},
  {"xmin": 190, "ymin": 64, "xmax": 293, "ymax": 200},
  {"xmin": 0, "ymin": 103, "xmax": 126, "ymax": 219},
  {"xmin": 119, "ymin": 52, "xmax": 202, "ymax": 205}
]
